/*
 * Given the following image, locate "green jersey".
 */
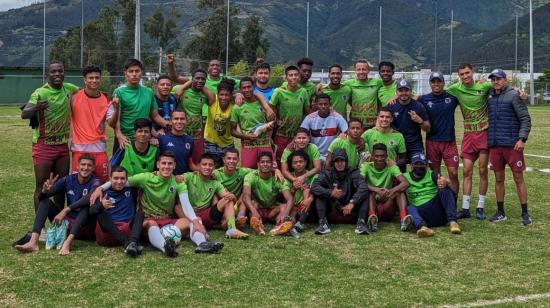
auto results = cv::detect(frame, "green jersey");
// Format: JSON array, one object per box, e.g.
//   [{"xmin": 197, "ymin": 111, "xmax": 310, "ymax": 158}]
[
  {"xmin": 321, "ymin": 84, "xmax": 352, "ymax": 118},
  {"xmin": 403, "ymin": 170, "xmax": 438, "ymax": 207},
  {"xmin": 269, "ymin": 86, "xmax": 308, "ymax": 138},
  {"xmin": 230, "ymin": 100, "xmax": 270, "ymax": 148},
  {"xmin": 447, "ymin": 81, "xmax": 492, "ymax": 132},
  {"xmin": 244, "ymin": 171, "xmax": 290, "ymax": 208},
  {"xmin": 282, "ymin": 81, "xmax": 316, "ymax": 104},
  {"xmin": 118, "ymin": 144, "xmax": 158, "ymax": 177},
  {"xmin": 183, "ymin": 172, "xmax": 225, "ymax": 210},
  {"xmin": 213, "ymin": 167, "xmax": 254, "ymax": 196},
  {"xmin": 327, "ymin": 137, "xmax": 364, "ymax": 169},
  {"xmin": 128, "ymin": 172, "xmax": 187, "ymax": 218},
  {"xmin": 291, "ymin": 173, "xmax": 317, "ymax": 204},
  {"xmin": 360, "ymin": 162, "xmax": 401, "ymax": 189},
  {"xmin": 113, "ymin": 84, "xmax": 155, "ymax": 141},
  {"xmin": 28, "ymin": 82, "xmax": 79, "ymax": 144},
  {"xmin": 180, "ymin": 88, "xmax": 207, "ymax": 139},
  {"xmin": 344, "ymin": 78, "xmax": 382, "ymax": 127},
  {"xmin": 361, "ymin": 128, "xmax": 406, "ymax": 161},
  {"xmin": 281, "ymin": 143, "xmax": 321, "ymax": 169},
  {"xmin": 377, "ymin": 80, "xmax": 397, "ymax": 106}
]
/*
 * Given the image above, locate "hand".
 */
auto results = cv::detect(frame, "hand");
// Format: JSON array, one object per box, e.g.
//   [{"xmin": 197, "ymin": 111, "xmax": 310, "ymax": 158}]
[
  {"xmin": 116, "ymin": 133, "xmax": 130, "ymax": 149},
  {"xmin": 89, "ymin": 188, "xmax": 103, "ymax": 205},
  {"xmin": 437, "ymin": 175, "xmax": 448, "ymax": 189},
  {"xmin": 234, "ymin": 93, "xmax": 244, "ymax": 105},
  {"xmin": 101, "ymin": 195, "xmax": 114, "ymax": 209},
  {"xmin": 514, "ymin": 140, "xmax": 525, "ymax": 151},
  {"xmin": 265, "ymin": 108, "xmax": 275, "ymax": 121},
  {"xmin": 155, "ymin": 128, "xmax": 166, "ymax": 136},
  {"xmin": 276, "ymin": 212, "xmax": 286, "ymax": 224},
  {"xmin": 53, "ymin": 208, "xmax": 69, "ymax": 225},
  {"xmin": 515, "ymin": 88, "xmax": 528, "ymax": 101},
  {"xmin": 42, "ymin": 173, "xmax": 59, "ymax": 193},
  {"xmin": 191, "ymin": 218, "xmax": 206, "ymax": 236},
  {"xmin": 387, "ymin": 188, "xmax": 398, "ymax": 199},
  {"xmin": 175, "ymin": 175, "xmax": 185, "ymax": 183},
  {"xmin": 166, "ymin": 53, "xmax": 175, "ymax": 64},
  {"xmin": 111, "ymin": 96, "xmax": 119, "ymax": 108},
  {"xmin": 35, "ymin": 99, "xmax": 49, "ymax": 111},
  {"xmin": 246, "ymin": 134, "xmax": 258, "ymax": 140},
  {"xmin": 409, "ymin": 110, "xmax": 423, "ymax": 124},
  {"xmin": 222, "ymin": 192, "xmax": 237, "ymax": 202},
  {"xmin": 273, "ymin": 169, "xmax": 285, "ymax": 182},
  {"xmin": 342, "ymin": 203, "xmax": 354, "ymax": 215},
  {"xmin": 387, "ymin": 97, "xmax": 397, "ymax": 105},
  {"xmin": 338, "ymin": 132, "xmax": 348, "ymax": 139},
  {"xmin": 149, "ymin": 138, "xmax": 159, "ymax": 147},
  {"xmin": 293, "ymin": 176, "xmax": 305, "ymax": 189},
  {"xmin": 330, "ymin": 187, "xmax": 344, "ymax": 199}
]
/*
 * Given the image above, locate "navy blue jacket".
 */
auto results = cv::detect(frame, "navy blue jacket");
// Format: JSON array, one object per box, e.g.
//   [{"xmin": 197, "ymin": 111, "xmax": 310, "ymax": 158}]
[{"xmin": 487, "ymin": 86, "xmax": 531, "ymax": 147}]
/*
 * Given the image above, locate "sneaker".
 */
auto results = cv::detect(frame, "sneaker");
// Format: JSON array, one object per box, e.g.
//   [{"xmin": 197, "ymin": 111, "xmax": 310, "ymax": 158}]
[
  {"xmin": 12, "ymin": 232, "xmax": 31, "ymax": 248},
  {"xmin": 489, "ymin": 212, "xmax": 507, "ymax": 223},
  {"xmin": 293, "ymin": 221, "xmax": 305, "ymax": 233},
  {"xmin": 400, "ymin": 215, "xmax": 413, "ymax": 232},
  {"xmin": 315, "ymin": 219, "xmax": 331, "ymax": 235},
  {"xmin": 270, "ymin": 221, "xmax": 293, "ymax": 236},
  {"xmin": 476, "ymin": 208, "xmax": 486, "ymax": 220},
  {"xmin": 236, "ymin": 216, "xmax": 248, "ymax": 230},
  {"xmin": 367, "ymin": 215, "xmax": 378, "ymax": 232},
  {"xmin": 137, "ymin": 244, "xmax": 144, "ymax": 255},
  {"xmin": 163, "ymin": 238, "xmax": 178, "ymax": 258},
  {"xmin": 521, "ymin": 213, "xmax": 532, "ymax": 226},
  {"xmin": 456, "ymin": 209, "xmax": 471, "ymax": 219},
  {"xmin": 39, "ymin": 228, "xmax": 47, "ymax": 242},
  {"xmin": 250, "ymin": 217, "xmax": 265, "ymax": 235},
  {"xmin": 225, "ymin": 228, "xmax": 249, "ymax": 239},
  {"xmin": 355, "ymin": 219, "xmax": 369, "ymax": 235},
  {"xmin": 416, "ymin": 226, "xmax": 434, "ymax": 238},
  {"xmin": 45, "ymin": 227, "xmax": 56, "ymax": 250},
  {"xmin": 289, "ymin": 227, "xmax": 301, "ymax": 239},
  {"xmin": 125, "ymin": 241, "xmax": 139, "ymax": 257},
  {"xmin": 195, "ymin": 241, "xmax": 224, "ymax": 253},
  {"xmin": 449, "ymin": 221, "xmax": 461, "ymax": 234}
]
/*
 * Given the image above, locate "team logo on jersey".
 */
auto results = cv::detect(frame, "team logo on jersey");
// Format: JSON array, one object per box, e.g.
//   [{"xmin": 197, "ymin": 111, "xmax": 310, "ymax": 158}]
[
  {"xmin": 167, "ymin": 142, "xmax": 175, "ymax": 147},
  {"xmin": 389, "ymin": 139, "xmax": 396, "ymax": 146},
  {"xmin": 208, "ymin": 187, "xmax": 213, "ymax": 193},
  {"xmin": 185, "ymin": 143, "xmax": 191, "ymax": 150},
  {"xmin": 477, "ymin": 90, "xmax": 482, "ymax": 95},
  {"xmin": 427, "ymin": 101, "xmax": 434, "ymax": 108},
  {"xmin": 342, "ymin": 95, "xmax": 348, "ymax": 101},
  {"xmin": 67, "ymin": 190, "xmax": 75, "ymax": 196},
  {"xmin": 82, "ymin": 189, "xmax": 89, "ymax": 196},
  {"xmin": 169, "ymin": 186, "xmax": 175, "ymax": 193},
  {"xmin": 445, "ymin": 97, "xmax": 452, "ymax": 104},
  {"xmin": 299, "ymin": 96, "xmax": 304, "ymax": 103},
  {"xmin": 517, "ymin": 161, "xmax": 523, "ymax": 167},
  {"xmin": 125, "ymin": 191, "xmax": 131, "ymax": 197}
]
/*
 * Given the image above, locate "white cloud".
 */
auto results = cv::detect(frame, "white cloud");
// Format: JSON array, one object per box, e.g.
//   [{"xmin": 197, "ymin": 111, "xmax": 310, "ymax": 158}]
[{"xmin": 0, "ymin": 0, "xmax": 40, "ymax": 12}]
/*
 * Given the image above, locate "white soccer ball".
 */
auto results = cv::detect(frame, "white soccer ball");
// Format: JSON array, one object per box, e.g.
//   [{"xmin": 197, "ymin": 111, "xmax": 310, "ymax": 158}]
[{"xmin": 160, "ymin": 224, "xmax": 182, "ymax": 245}]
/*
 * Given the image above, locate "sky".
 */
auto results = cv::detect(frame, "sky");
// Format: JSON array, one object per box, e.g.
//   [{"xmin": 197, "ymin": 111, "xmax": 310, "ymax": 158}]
[{"xmin": 0, "ymin": 0, "xmax": 37, "ymax": 12}]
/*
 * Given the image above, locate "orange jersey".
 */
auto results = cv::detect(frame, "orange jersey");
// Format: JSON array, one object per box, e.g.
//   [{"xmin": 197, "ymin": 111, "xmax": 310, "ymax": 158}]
[{"xmin": 70, "ymin": 89, "xmax": 111, "ymax": 152}]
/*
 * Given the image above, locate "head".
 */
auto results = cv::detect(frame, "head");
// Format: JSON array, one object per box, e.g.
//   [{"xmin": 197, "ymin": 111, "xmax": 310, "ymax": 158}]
[
  {"xmin": 288, "ymin": 150, "xmax": 309, "ymax": 174},
  {"xmin": 378, "ymin": 61, "xmax": 395, "ymax": 83},
  {"xmin": 198, "ymin": 154, "xmax": 216, "ymax": 177},
  {"xmin": 208, "ymin": 59, "xmax": 222, "ymax": 78},
  {"xmin": 157, "ymin": 151, "xmax": 177, "ymax": 177},
  {"xmin": 239, "ymin": 77, "xmax": 255, "ymax": 99},
  {"xmin": 297, "ymin": 57, "xmax": 314, "ymax": 83},
  {"xmin": 328, "ymin": 64, "xmax": 343, "ymax": 86},
  {"xmin": 191, "ymin": 68, "xmax": 207, "ymax": 91},
  {"xmin": 124, "ymin": 58, "xmax": 143, "ymax": 86},
  {"xmin": 355, "ymin": 59, "xmax": 372, "ymax": 81},
  {"xmin": 315, "ymin": 94, "xmax": 331, "ymax": 117},
  {"xmin": 347, "ymin": 118, "xmax": 364, "ymax": 139},
  {"xmin": 110, "ymin": 166, "xmax": 128, "ymax": 191},
  {"xmin": 429, "ymin": 72, "xmax": 445, "ymax": 94},
  {"xmin": 77, "ymin": 153, "xmax": 95, "ymax": 178},
  {"xmin": 489, "ymin": 69, "xmax": 508, "ymax": 91},
  {"xmin": 134, "ymin": 118, "xmax": 152, "ymax": 144},
  {"xmin": 377, "ymin": 107, "xmax": 393, "ymax": 128},
  {"xmin": 82, "ymin": 65, "xmax": 101, "ymax": 91},
  {"xmin": 410, "ymin": 153, "xmax": 428, "ymax": 178},
  {"xmin": 217, "ymin": 79, "xmax": 235, "ymax": 108},
  {"xmin": 293, "ymin": 128, "xmax": 311, "ymax": 149},
  {"xmin": 222, "ymin": 148, "xmax": 240, "ymax": 172},
  {"xmin": 331, "ymin": 148, "xmax": 348, "ymax": 172},
  {"xmin": 170, "ymin": 109, "xmax": 187, "ymax": 133},
  {"xmin": 47, "ymin": 61, "xmax": 65, "ymax": 88},
  {"xmin": 257, "ymin": 152, "xmax": 274, "ymax": 174},
  {"xmin": 371, "ymin": 143, "xmax": 388, "ymax": 169},
  {"xmin": 285, "ymin": 65, "xmax": 301, "ymax": 87},
  {"xmin": 396, "ymin": 79, "xmax": 412, "ymax": 103},
  {"xmin": 254, "ymin": 62, "xmax": 271, "ymax": 86},
  {"xmin": 457, "ymin": 63, "xmax": 474, "ymax": 86},
  {"xmin": 156, "ymin": 75, "xmax": 173, "ymax": 97}
]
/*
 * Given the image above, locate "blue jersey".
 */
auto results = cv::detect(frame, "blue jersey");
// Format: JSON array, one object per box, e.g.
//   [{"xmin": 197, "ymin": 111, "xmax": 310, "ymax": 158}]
[
  {"xmin": 157, "ymin": 132, "xmax": 193, "ymax": 175},
  {"xmin": 44, "ymin": 173, "xmax": 100, "ymax": 218},
  {"xmin": 104, "ymin": 187, "xmax": 135, "ymax": 222},
  {"xmin": 154, "ymin": 94, "xmax": 178, "ymax": 130},
  {"xmin": 388, "ymin": 100, "xmax": 429, "ymax": 155},
  {"xmin": 254, "ymin": 86, "xmax": 275, "ymax": 102},
  {"xmin": 418, "ymin": 91, "xmax": 458, "ymax": 142}
]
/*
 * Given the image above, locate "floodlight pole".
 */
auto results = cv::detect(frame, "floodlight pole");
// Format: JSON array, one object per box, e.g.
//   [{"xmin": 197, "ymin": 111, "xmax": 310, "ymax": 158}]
[
  {"xmin": 529, "ymin": 0, "xmax": 534, "ymax": 105},
  {"xmin": 43, "ymin": 0, "xmax": 46, "ymax": 83},
  {"xmin": 134, "ymin": 0, "xmax": 140, "ymax": 60},
  {"xmin": 378, "ymin": 6, "xmax": 382, "ymax": 64},
  {"xmin": 306, "ymin": 1, "xmax": 309, "ymax": 57},
  {"xmin": 449, "ymin": 10, "xmax": 453, "ymax": 75},
  {"xmin": 226, "ymin": 0, "xmax": 230, "ymax": 75},
  {"xmin": 515, "ymin": 15, "xmax": 518, "ymax": 75},
  {"xmin": 80, "ymin": 0, "xmax": 84, "ymax": 68}
]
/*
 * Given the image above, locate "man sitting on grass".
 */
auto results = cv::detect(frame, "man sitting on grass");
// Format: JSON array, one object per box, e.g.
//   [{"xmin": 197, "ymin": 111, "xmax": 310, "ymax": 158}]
[{"xmin": 286, "ymin": 150, "xmax": 316, "ymax": 235}]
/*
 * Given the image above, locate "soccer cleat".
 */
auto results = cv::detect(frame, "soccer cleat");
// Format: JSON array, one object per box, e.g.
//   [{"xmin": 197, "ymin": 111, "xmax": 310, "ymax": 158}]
[
  {"xmin": 449, "ymin": 221, "xmax": 461, "ymax": 234},
  {"xmin": 456, "ymin": 209, "xmax": 471, "ymax": 220},
  {"xmin": 250, "ymin": 217, "xmax": 265, "ymax": 235},
  {"xmin": 293, "ymin": 221, "xmax": 305, "ymax": 233},
  {"xmin": 163, "ymin": 238, "xmax": 178, "ymax": 258},
  {"xmin": 367, "ymin": 215, "xmax": 378, "ymax": 232},
  {"xmin": 195, "ymin": 241, "xmax": 224, "ymax": 253},
  {"xmin": 289, "ymin": 227, "xmax": 301, "ymax": 239},
  {"xmin": 225, "ymin": 228, "xmax": 249, "ymax": 239},
  {"xmin": 521, "ymin": 213, "xmax": 532, "ymax": 226},
  {"xmin": 400, "ymin": 215, "xmax": 413, "ymax": 232},
  {"xmin": 12, "ymin": 231, "xmax": 32, "ymax": 248},
  {"xmin": 125, "ymin": 241, "xmax": 139, "ymax": 257},
  {"xmin": 315, "ymin": 219, "xmax": 331, "ymax": 235},
  {"xmin": 476, "ymin": 208, "xmax": 486, "ymax": 220},
  {"xmin": 416, "ymin": 226, "xmax": 434, "ymax": 238},
  {"xmin": 45, "ymin": 227, "xmax": 56, "ymax": 250},
  {"xmin": 236, "ymin": 216, "xmax": 248, "ymax": 230},
  {"xmin": 355, "ymin": 219, "xmax": 369, "ymax": 235},
  {"xmin": 489, "ymin": 212, "xmax": 507, "ymax": 223},
  {"xmin": 270, "ymin": 221, "xmax": 293, "ymax": 236}
]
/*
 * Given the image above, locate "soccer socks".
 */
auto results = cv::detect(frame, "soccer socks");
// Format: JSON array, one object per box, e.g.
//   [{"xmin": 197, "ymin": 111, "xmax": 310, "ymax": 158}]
[
  {"xmin": 399, "ymin": 210, "xmax": 407, "ymax": 220},
  {"xmin": 226, "ymin": 216, "xmax": 236, "ymax": 230},
  {"xmin": 148, "ymin": 226, "xmax": 166, "ymax": 252},
  {"xmin": 521, "ymin": 203, "xmax": 528, "ymax": 215},
  {"xmin": 462, "ymin": 195, "xmax": 471, "ymax": 210},
  {"xmin": 189, "ymin": 223, "xmax": 207, "ymax": 246},
  {"xmin": 497, "ymin": 201, "xmax": 505, "ymax": 214},
  {"xmin": 477, "ymin": 195, "xmax": 486, "ymax": 209}
]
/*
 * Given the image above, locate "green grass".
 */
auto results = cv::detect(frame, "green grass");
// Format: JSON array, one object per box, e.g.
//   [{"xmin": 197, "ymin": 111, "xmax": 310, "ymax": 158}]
[{"xmin": 1, "ymin": 105, "xmax": 550, "ymax": 307}]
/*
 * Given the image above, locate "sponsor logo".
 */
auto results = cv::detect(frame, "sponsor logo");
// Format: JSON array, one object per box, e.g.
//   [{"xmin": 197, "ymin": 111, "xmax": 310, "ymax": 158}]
[
  {"xmin": 167, "ymin": 142, "xmax": 175, "ymax": 147},
  {"xmin": 124, "ymin": 191, "xmax": 131, "ymax": 197},
  {"xmin": 67, "ymin": 190, "xmax": 75, "ymax": 196},
  {"xmin": 427, "ymin": 101, "xmax": 434, "ymax": 108}
]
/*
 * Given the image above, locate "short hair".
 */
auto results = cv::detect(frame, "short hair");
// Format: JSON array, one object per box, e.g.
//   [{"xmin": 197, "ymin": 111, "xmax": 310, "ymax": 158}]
[
  {"xmin": 287, "ymin": 150, "xmax": 310, "ymax": 173},
  {"xmin": 314, "ymin": 93, "xmax": 331, "ymax": 103},
  {"xmin": 199, "ymin": 153, "xmax": 216, "ymax": 163},
  {"xmin": 78, "ymin": 153, "xmax": 96, "ymax": 164},
  {"xmin": 82, "ymin": 65, "xmax": 101, "ymax": 77},
  {"xmin": 218, "ymin": 79, "xmax": 235, "ymax": 93},
  {"xmin": 378, "ymin": 61, "xmax": 395, "ymax": 71},
  {"xmin": 285, "ymin": 65, "xmax": 300, "ymax": 75},
  {"xmin": 159, "ymin": 150, "xmax": 176, "ymax": 161},
  {"xmin": 192, "ymin": 68, "xmax": 207, "ymax": 77},
  {"xmin": 49, "ymin": 60, "xmax": 64, "ymax": 68},
  {"xmin": 328, "ymin": 64, "xmax": 342, "ymax": 72},
  {"xmin": 356, "ymin": 59, "xmax": 371, "ymax": 66},
  {"xmin": 134, "ymin": 118, "xmax": 152, "ymax": 131},
  {"xmin": 457, "ymin": 63, "xmax": 474, "ymax": 71},
  {"xmin": 156, "ymin": 74, "xmax": 172, "ymax": 84},
  {"xmin": 372, "ymin": 143, "xmax": 388, "ymax": 153},
  {"xmin": 378, "ymin": 107, "xmax": 393, "ymax": 116},
  {"xmin": 257, "ymin": 151, "xmax": 273, "ymax": 162},
  {"xmin": 170, "ymin": 108, "xmax": 186, "ymax": 117},
  {"xmin": 255, "ymin": 62, "xmax": 271, "ymax": 73},
  {"xmin": 348, "ymin": 118, "xmax": 363, "ymax": 127},
  {"xmin": 295, "ymin": 127, "xmax": 310, "ymax": 137},
  {"xmin": 110, "ymin": 165, "xmax": 128, "ymax": 176},
  {"xmin": 240, "ymin": 77, "xmax": 254, "ymax": 87},
  {"xmin": 124, "ymin": 58, "xmax": 143, "ymax": 71},
  {"xmin": 224, "ymin": 148, "xmax": 240, "ymax": 157},
  {"xmin": 297, "ymin": 57, "xmax": 314, "ymax": 67}
]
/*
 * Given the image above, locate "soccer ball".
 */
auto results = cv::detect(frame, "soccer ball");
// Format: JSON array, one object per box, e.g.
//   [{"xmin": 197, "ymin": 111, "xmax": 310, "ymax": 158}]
[{"xmin": 160, "ymin": 224, "xmax": 182, "ymax": 245}]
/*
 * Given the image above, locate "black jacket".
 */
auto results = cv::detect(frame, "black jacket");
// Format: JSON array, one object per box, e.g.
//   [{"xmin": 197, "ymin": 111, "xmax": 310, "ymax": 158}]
[{"xmin": 311, "ymin": 168, "xmax": 369, "ymax": 206}]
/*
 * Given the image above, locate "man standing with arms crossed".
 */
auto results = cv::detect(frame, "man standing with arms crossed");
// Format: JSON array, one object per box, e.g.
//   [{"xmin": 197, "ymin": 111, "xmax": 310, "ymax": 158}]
[{"xmin": 344, "ymin": 59, "xmax": 382, "ymax": 128}]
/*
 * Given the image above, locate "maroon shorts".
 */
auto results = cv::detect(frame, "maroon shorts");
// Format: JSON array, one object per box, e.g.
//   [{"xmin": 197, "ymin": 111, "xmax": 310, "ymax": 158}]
[
  {"xmin": 32, "ymin": 139, "xmax": 69, "ymax": 165},
  {"xmin": 95, "ymin": 221, "xmax": 131, "ymax": 247},
  {"xmin": 195, "ymin": 206, "xmax": 223, "ymax": 230},
  {"xmin": 66, "ymin": 216, "xmax": 95, "ymax": 240},
  {"xmin": 426, "ymin": 140, "xmax": 459, "ymax": 169},
  {"xmin": 489, "ymin": 147, "xmax": 526, "ymax": 172},
  {"xmin": 461, "ymin": 131, "xmax": 488, "ymax": 161},
  {"xmin": 274, "ymin": 135, "xmax": 293, "ymax": 162},
  {"xmin": 192, "ymin": 137, "xmax": 205, "ymax": 164},
  {"xmin": 71, "ymin": 151, "xmax": 109, "ymax": 182},
  {"xmin": 257, "ymin": 207, "xmax": 278, "ymax": 223},
  {"xmin": 241, "ymin": 146, "xmax": 274, "ymax": 169},
  {"xmin": 145, "ymin": 217, "xmax": 178, "ymax": 228},
  {"xmin": 376, "ymin": 202, "xmax": 397, "ymax": 222}
]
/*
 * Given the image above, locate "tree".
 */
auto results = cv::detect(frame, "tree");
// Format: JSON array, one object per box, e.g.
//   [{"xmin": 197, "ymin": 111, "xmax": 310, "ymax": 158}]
[
  {"xmin": 241, "ymin": 15, "xmax": 270, "ymax": 65},
  {"xmin": 144, "ymin": 7, "xmax": 180, "ymax": 72},
  {"xmin": 228, "ymin": 60, "xmax": 249, "ymax": 78},
  {"xmin": 49, "ymin": 27, "xmax": 81, "ymax": 68}
]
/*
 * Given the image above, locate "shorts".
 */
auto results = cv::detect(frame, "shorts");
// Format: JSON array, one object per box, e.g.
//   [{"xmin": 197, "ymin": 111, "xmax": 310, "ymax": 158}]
[
  {"xmin": 273, "ymin": 135, "xmax": 293, "ymax": 162},
  {"xmin": 71, "ymin": 151, "xmax": 109, "ymax": 182},
  {"xmin": 144, "ymin": 217, "xmax": 178, "ymax": 228},
  {"xmin": 195, "ymin": 206, "xmax": 224, "ymax": 230},
  {"xmin": 489, "ymin": 147, "xmax": 526, "ymax": 172},
  {"xmin": 258, "ymin": 207, "xmax": 278, "ymax": 223},
  {"xmin": 461, "ymin": 131, "xmax": 488, "ymax": 161},
  {"xmin": 66, "ymin": 216, "xmax": 96, "ymax": 240},
  {"xmin": 204, "ymin": 141, "xmax": 235, "ymax": 167},
  {"xmin": 95, "ymin": 220, "xmax": 131, "ymax": 247},
  {"xmin": 426, "ymin": 140, "xmax": 459, "ymax": 169},
  {"xmin": 32, "ymin": 139, "xmax": 69, "ymax": 165},
  {"xmin": 192, "ymin": 137, "xmax": 205, "ymax": 164},
  {"xmin": 376, "ymin": 202, "xmax": 397, "ymax": 222},
  {"xmin": 241, "ymin": 146, "xmax": 274, "ymax": 169}
]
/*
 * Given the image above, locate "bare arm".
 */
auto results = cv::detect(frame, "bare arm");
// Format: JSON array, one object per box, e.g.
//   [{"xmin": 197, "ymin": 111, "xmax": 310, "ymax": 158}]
[
  {"xmin": 166, "ymin": 54, "xmax": 189, "ymax": 84},
  {"xmin": 21, "ymin": 101, "xmax": 47, "ymax": 119},
  {"xmin": 202, "ymin": 86, "xmax": 216, "ymax": 106},
  {"xmin": 420, "ymin": 120, "xmax": 431, "ymax": 133},
  {"xmin": 242, "ymin": 185, "xmax": 254, "ymax": 211},
  {"xmin": 231, "ymin": 121, "xmax": 256, "ymax": 140},
  {"xmin": 254, "ymin": 92, "xmax": 275, "ymax": 121}
]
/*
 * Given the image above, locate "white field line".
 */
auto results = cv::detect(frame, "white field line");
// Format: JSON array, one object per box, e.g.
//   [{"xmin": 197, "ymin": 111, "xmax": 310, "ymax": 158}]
[
  {"xmin": 524, "ymin": 153, "xmax": 550, "ymax": 159},
  {"xmin": 441, "ymin": 291, "xmax": 550, "ymax": 307}
]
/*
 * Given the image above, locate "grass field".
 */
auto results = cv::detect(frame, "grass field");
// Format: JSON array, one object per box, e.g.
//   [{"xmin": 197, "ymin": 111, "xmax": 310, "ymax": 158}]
[{"xmin": 1, "ymin": 105, "xmax": 550, "ymax": 307}]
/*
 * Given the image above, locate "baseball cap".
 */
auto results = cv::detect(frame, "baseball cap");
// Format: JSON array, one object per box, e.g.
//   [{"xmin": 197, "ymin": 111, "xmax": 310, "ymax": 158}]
[
  {"xmin": 488, "ymin": 69, "xmax": 506, "ymax": 79},
  {"xmin": 429, "ymin": 72, "xmax": 445, "ymax": 82},
  {"xmin": 410, "ymin": 152, "xmax": 427, "ymax": 164},
  {"xmin": 396, "ymin": 79, "xmax": 412, "ymax": 90}
]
